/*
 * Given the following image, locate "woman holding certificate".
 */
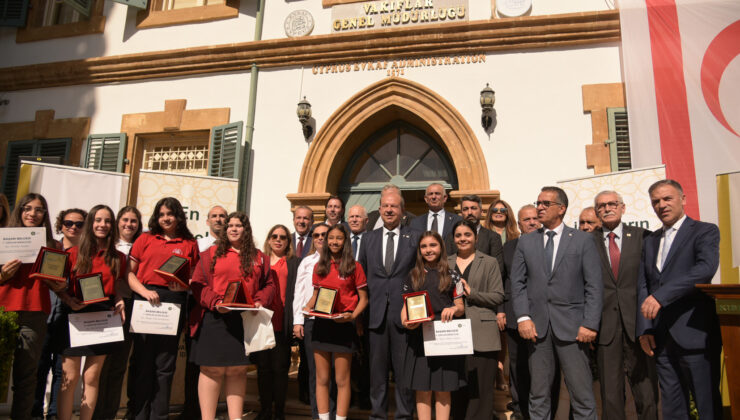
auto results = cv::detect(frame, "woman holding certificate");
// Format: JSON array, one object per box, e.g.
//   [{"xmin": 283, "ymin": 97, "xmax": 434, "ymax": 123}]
[
  {"xmin": 447, "ymin": 220, "xmax": 504, "ymax": 420},
  {"xmin": 0, "ymin": 193, "xmax": 62, "ymax": 420},
  {"xmin": 189, "ymin": 211, "xmax": 275, "ymax": 420},
  {"xmin": 400, "ymin": 231, "xmax": 465, "ymax": 420},
  {"xmin": 303, "ymin": 224, "xmax": 368, "ymax": 420},
  {"xmin": 128, "ymin": 197, "xmax": 199, "ymax": 420},
  {"xmin": 253, "ymin": 224, "xmax": 300, "ymax": 420},
  {"xmin": 56, "ymin": 204, "xmax": 127, "ymax": 420}
]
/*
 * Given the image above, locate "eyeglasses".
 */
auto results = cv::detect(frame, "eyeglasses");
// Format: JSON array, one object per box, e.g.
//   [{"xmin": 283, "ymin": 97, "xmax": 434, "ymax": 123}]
[
  {"xmin": 62, "ymin": 220, "xmax": 85, "ymax": 229},
  {"xmin": 596, "ymin": 201, "xmax": 622, "ymax": 211},
  {"xmin": 270, "ymin": 234, "xmax": 288, "ymax": 240},
  {"xmin": 22, "ymin": 206, "xmax": 46, "ymax": 215},
  {"xmin": 489, "ymin": 207, "xmax": 507, "ymax": 214},
  {"xmin": 312, "ymin": 232, "xmax": 327, "ymax": 238},
  {"xmin": 534, "ymin": 200, "xmax": 562, "ymax": 208}
]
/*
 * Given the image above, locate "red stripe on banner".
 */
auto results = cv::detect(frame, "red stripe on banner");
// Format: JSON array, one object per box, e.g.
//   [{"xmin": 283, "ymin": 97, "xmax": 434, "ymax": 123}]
[{"xmin": 646, "ymin": 0, "xmax": 700, "ymax": 218}]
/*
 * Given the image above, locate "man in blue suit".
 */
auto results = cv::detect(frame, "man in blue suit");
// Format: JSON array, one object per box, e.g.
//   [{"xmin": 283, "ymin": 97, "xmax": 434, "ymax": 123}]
[
  {"xmin": 511, "ymin": 186, "xmax": 602, "ymax": 420},
  {"xmin": 637, "ymin": 179, "xmax": 722, "ymax": 419},
  {"xmin": 409, "ymin": 182, "xmax": 461, "ymax": 238},
  {"xmin": 358, "ymin": 185, "xmax": 420, "ymax": 420}
]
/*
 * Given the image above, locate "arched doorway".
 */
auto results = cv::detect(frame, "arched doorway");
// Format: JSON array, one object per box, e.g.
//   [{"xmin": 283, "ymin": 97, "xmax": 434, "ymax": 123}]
[
  {"xmin": 287, "ymin": 77, "xmax": 499, "ymax": 219},
  {"xmin": 339, "ymin": 120, "xmax": 457, "ymax": 216}
]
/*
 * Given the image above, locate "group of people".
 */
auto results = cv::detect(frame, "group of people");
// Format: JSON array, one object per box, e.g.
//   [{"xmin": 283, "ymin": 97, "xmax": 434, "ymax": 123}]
[{"xmin": 0, "ymin": 176, "xmax": 723, "ymax": 420}]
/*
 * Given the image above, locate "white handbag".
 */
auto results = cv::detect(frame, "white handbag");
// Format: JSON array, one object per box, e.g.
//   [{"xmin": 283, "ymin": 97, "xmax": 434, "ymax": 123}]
[{"xmin": 242, "ymin": 307, "xmax": 276, "ymax": 354}]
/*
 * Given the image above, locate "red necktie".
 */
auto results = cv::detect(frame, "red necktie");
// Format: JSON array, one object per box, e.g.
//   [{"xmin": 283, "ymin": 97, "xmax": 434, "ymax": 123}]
[
  {"xmin": 608, "ymin": 232, "xmax": 620, "ymax": 280},
  {"xmin": 296, "ymin": 236, "xmax": 304, "ymax": 256}
]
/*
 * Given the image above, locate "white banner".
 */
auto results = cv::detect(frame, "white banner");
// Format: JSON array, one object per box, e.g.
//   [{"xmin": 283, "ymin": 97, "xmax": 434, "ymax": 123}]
[
  {"xmin": 136, "ymin": 170, "xmax": 239, "ymax": 240},
  {"xmin": 18, "ymin": 161, "xmax": 129, "ymax": 231},
  {"xmin": 558, "ymin": 165, "xmax": 666, "ymax": 232}
]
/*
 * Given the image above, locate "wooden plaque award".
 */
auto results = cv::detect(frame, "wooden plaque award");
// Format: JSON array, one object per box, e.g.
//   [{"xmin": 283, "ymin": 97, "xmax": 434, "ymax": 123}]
[
  {"xmin": 77, "ymin": 273, "xmax": 109, "ymax": 305},
  {"xmin": 29, "ymin": 247, "xmax": 69, "ymax": 283},
  {"xmin": 216, "ymin": 280, "xmax": 255, "ymax": 309},
  {"xmin": 403, "ymin": 291, "xmax": 434, "ymax": 324},
  {"xmin": 153, "ymin": 255, "xmax": 190, "ymax": 289},
  {"xmin": 304, "ymin": 286, "xmax": 343, "ymax": 319}
]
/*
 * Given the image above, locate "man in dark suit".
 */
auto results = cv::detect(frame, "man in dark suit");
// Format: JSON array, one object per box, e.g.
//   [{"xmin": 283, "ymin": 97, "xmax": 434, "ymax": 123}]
[
  {"xmin": 358, "ymin": 186, "xmax": 420, "ymax": 420},
  {"xmin": 409, "ymin": 183, "xmax": 461, "ymax": 238},
  {"xmin": 511, "ymin": 186, "xmax": 602, "ymax": 420},
  {"xmin": 637, "ymin": 179, "xmax": 722, "ymax": 419},
  {"xmin": 445, "ymin": 194, "xmax": 503, "ymax": 268},
  {"xmin": 593, "ymin": 190, "xmax": 658, "ymax": 420},
  {"xmin": 292, "ymin": 205, "xmax": 313, "ymax": 260}
]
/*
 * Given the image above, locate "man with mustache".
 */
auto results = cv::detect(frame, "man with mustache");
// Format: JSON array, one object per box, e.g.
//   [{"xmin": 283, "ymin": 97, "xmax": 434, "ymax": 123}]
[{"xmin": 444, "ymin": 194, "xmax": 503, "ymax": 270}]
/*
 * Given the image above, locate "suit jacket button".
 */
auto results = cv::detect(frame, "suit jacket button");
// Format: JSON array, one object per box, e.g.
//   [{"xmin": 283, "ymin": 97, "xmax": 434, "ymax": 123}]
[{"xmin": 547, "ymin": 298, "xmax": 551, "ymax": 303}]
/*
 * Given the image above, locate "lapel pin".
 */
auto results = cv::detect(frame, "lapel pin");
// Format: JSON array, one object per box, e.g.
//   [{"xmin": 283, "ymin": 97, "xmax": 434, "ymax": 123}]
[
  {"xmin": 568, "ymin": 233, "xmax": 573, "ymax": 237},
  {"xmin": 626, "ymin": 233, "xmax": 632, "ymax": 237}
]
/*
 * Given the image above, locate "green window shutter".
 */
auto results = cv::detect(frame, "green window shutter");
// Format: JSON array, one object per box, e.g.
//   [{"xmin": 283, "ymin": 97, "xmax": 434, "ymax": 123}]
[
  {"xmin": 208, "ymin": 121, "xmax": 243, "ymax": 179},
  {"xmin": 606, "ymin": 107, "xmax": 632, "ymax": 172},
  {"xmin": 83, "ymin": 133, "xmax": 127, "ymax": 172},
  {"xmin": 61, "ymin": 0, "xmax": 92, "ymax": 17},
  {"xmin": 0, "ymin": 0, "xmax": 29, "ymax": 27},
  {"xmin": 37, "ymin": 138, "xmax": 72, "ymax": 161},
  {"xmin": 2, "ymin": 140, "xmax": 35, "ymax": 206},
  {"xmin": 110, "ymin": 0, "xmax": 147, "ymax": 9}
]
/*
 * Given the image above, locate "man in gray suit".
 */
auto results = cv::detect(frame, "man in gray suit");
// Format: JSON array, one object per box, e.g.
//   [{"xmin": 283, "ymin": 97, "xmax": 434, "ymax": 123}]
[
  {"xmin": 592, "ymin": 190, "xmax": 658, "ymax": 420},
  {"xmin": 511, "ymin": 186, "xmax": 603, "ymax": 420}
]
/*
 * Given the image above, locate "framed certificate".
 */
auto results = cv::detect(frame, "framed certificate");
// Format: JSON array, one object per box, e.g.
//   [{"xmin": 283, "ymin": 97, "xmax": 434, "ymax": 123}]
[
  {"xmin": 29, "ymin": 247, "xmax": 68, "ymax": 282},
  {"xmin": 403, "ymin": 291, "xmax": 434, "ymax": 324},
  {"xmin": 153, "ymin": 255, "xmax": 190, "ymax": 289},
  {"xmin": 216, "ymin": 280, "xmax": 255, "ymax": 309},
  {"xmin": 77, "ymin": 273, "xmax": 109, "ymax": 305},
  {"xmin": 314, "ymin": 286, "xmax": 338, "ymax": 314}
]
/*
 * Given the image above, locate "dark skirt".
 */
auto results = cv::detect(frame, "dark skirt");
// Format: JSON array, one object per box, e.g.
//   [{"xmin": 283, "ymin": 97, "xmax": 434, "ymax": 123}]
[
  {"xmin": 57, "ymin": 301, "xmax": 123, "ymax": 357},
  {"xmin": 401, "ymin": 328, "xmax": 466, "ymax": 392},
  {"xmin": 190, "ymin": 310, "xmax": 251, "ymax": 366},
  {"xmin": 311, "ymin": 318, "xmax": 356, "ymax": 353}
]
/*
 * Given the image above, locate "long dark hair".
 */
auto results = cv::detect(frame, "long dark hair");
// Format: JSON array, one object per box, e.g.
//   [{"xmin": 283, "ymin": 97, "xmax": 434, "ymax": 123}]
[
  {"xmin": 486, "ymin": 199, "xmax": 520, "ymax": 240},
  {"xmin": 262, "ymin": 224, "xmax": 294, "ymax": 259},
  {"xmin": 0, "ymin": 193, "xmax": 9, "ymax": 227},
  {"xmin": 315, "ymin": 224, "xmax": 355, "ymax": 278},
  {"xmin": 410, "ymin": 231, "xmax": 452, "ymax": 293},
  {"xmin": 116, "ymin": 205, "xmax": 142, "ymax": 243},
  {"xmin": 210, "ymin": 212, "xmax": 257, "ymax": 277},
  {"xmin": 74, "ymin": 205, "xmax": 121, "ymax": 279},
  {"xmin": 8, "ymin": 193, "xmax": 55, "ymax": 247},
  {"xmin": 147, "ymin": 197, "xmax": 194, "ymax": 240}
]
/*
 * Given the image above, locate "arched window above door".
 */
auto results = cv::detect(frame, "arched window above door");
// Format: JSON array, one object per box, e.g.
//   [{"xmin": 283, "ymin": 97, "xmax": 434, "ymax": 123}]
[{"xmin": 340, "ymin": 121, "xmax": 457, "ymax": 193}]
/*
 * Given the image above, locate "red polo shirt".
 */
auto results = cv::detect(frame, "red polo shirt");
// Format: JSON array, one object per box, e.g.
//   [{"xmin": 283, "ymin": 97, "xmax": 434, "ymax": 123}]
[
  {"xmin": 312, "ymin": 260, "xmax": 367, "ymax": 313},
  {"xmin": 67, "ymin": 247, "xmax": 127, "ymax": 298},
  {"xmin": 0, "ymin": 263, "xmax": 52, "ymax": 313},
  {"xmin": 129, "ymin": 233, "xmax": 199, "ymax": 287}
]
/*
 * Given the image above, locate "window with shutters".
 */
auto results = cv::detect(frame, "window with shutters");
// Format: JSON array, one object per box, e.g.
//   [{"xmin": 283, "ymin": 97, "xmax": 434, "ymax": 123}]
[
  {"xmin": 83, "ymin": 133, "xmax": 127, "ymax": 172},
  {"xmin": 15, "ymin": 0, "xmax": 105, "ymax": 42},
  {"xmin": 141, "ymin": 135, "xmax": 210, "ymax": 175},
  {"xmin": 1, "ymin": 138, "xmax": 71, "ymax": 207},
  {"xmin": 135, "ymin": 0, "xmax": 237, "ymax": 28},
  {"xmin": 606, "ymin": 107, "xmax": 632, "ymax": 172},
  {"xmin": 0, "ymin": 0, "xmax": 30, "ymax": 27},
  {"xmin": 208, "ymin": 122, "xmax": 242, "ymax": 179}
]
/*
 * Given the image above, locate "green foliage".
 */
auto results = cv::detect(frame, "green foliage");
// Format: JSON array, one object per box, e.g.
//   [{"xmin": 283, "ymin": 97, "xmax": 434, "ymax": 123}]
[
  {"xmin": 0, "ymin": 307, "xmax": 19, "ymax": 403},
  {"xmin": 689, "ymin": 390, "xmax": 699, "ymax": 420}
]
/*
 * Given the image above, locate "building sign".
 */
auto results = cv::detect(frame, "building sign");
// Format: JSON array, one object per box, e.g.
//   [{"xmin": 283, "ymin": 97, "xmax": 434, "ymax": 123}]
[
  {"xmin": 331, "ymin": 0, "xmax": 468, "ymax": 32},
  {"xmin": 312, "ymin": 54, "xmax": 485, "ymax": 77}
]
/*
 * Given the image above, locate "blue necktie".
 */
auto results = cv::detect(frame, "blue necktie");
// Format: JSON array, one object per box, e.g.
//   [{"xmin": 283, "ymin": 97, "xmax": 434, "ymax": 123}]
[
  {"xmin": 544, "ymin": 231, "xmax": 556, "ymax": 276},
  {"xmin": 352, "ymin": 235, "xmax": 359, "ymax": 258}
]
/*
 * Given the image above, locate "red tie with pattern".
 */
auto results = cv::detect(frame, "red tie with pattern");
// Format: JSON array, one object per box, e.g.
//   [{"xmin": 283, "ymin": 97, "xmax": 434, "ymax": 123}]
[{"xmin": 608, "ymin": 232, "xmax": 620, "ymax": 280}]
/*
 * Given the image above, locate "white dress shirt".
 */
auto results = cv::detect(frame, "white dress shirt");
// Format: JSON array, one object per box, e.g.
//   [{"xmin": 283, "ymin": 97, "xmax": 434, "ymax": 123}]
[
  {"xmin": 293, "ymin": 251, "xmax": 320, "ymax": 325},
  {"xmin": 382, "ymin": 225, "xmax": 401, "ymax": 261},
  {"xmin": 115, "ymin": 239, "xmax": 133, "ymax": 256},
  {"xmin": 197, "ymin": 235, "xmax": 216, "ymax": 252},
  {"xmin": 426, "ymin": 209, "xmax": 448, "ymax": 236},
  {"xmin": 657, "ymin": 214, "xmax": 686, "ymax": 271}
]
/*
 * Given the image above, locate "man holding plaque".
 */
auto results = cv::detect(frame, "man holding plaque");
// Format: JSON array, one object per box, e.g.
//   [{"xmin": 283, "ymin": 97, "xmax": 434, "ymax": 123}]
[{"xmin": 358, "ymin": 185, "xmax": 420, "ymax": 420}]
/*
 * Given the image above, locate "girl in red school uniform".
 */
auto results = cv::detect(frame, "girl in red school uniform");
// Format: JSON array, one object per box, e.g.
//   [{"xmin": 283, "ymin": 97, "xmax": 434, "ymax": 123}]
[
  {"xmin": 400, "ymin": 231, "xmax": 465, "ymax": 420},
  {"xmin": 127, "ymin": 197, "xmax": 199, "ymax": 420},
  {"xmin": 57, "ymin": 204, "xmax": 127, "ymax": 420},
  {"xmin": 189, "ymin": 211, "xmax": 275, "ymax": 420},
  {"xmin": 303, "ymin": 224, "xmax": 368, "ymax": 420}
]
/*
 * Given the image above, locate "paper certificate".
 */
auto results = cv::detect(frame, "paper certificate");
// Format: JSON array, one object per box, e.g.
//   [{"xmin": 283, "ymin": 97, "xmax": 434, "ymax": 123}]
[
  {"xmin": 0, "ymin": 227, "xmax": 46, "ymax": 264},
  {"xmin": 68, "ymin": 311, "xmax": 124, "ymax": 348},
  {"xmin": 130, "ymin": 301, "xmax": 181, "ymax": 336},
  {"xmin": 422, "ymin": 319, "xmax": 474, "ymax": 357}
]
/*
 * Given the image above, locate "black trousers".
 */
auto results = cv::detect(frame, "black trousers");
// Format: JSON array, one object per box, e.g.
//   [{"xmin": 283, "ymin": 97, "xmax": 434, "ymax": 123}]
[
  {"xmin": 452, "ymin": 350, "xmax": 497, "ymax": 420},
  {"xmin": 93, "ymin": 298, "xmax": 134, "ymax": 420},
  {"xmin": 368, "ymin": 313, "xmax": 415, "ymax": 420},
  {"xmin": 254, "ymin": 332, "xmax": 293, "ymax": 418}
]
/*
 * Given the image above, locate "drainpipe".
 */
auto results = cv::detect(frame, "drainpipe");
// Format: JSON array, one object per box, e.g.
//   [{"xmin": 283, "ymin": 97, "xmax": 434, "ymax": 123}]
[{"xmin": 237, "ymin": 0, "xmax": 265, "ymax": 212}]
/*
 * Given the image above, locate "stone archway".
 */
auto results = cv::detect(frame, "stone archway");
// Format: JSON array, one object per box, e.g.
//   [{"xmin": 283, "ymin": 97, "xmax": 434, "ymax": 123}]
[{"xmin": 287, "ymin": 77, "xmax": 498, "ymax": 218}]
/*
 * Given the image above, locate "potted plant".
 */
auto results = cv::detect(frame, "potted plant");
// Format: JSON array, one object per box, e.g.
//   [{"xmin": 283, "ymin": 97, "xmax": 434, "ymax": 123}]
[{"xmin": 0, "ymin": 307, "xmax": 19, "ymax": 403}]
